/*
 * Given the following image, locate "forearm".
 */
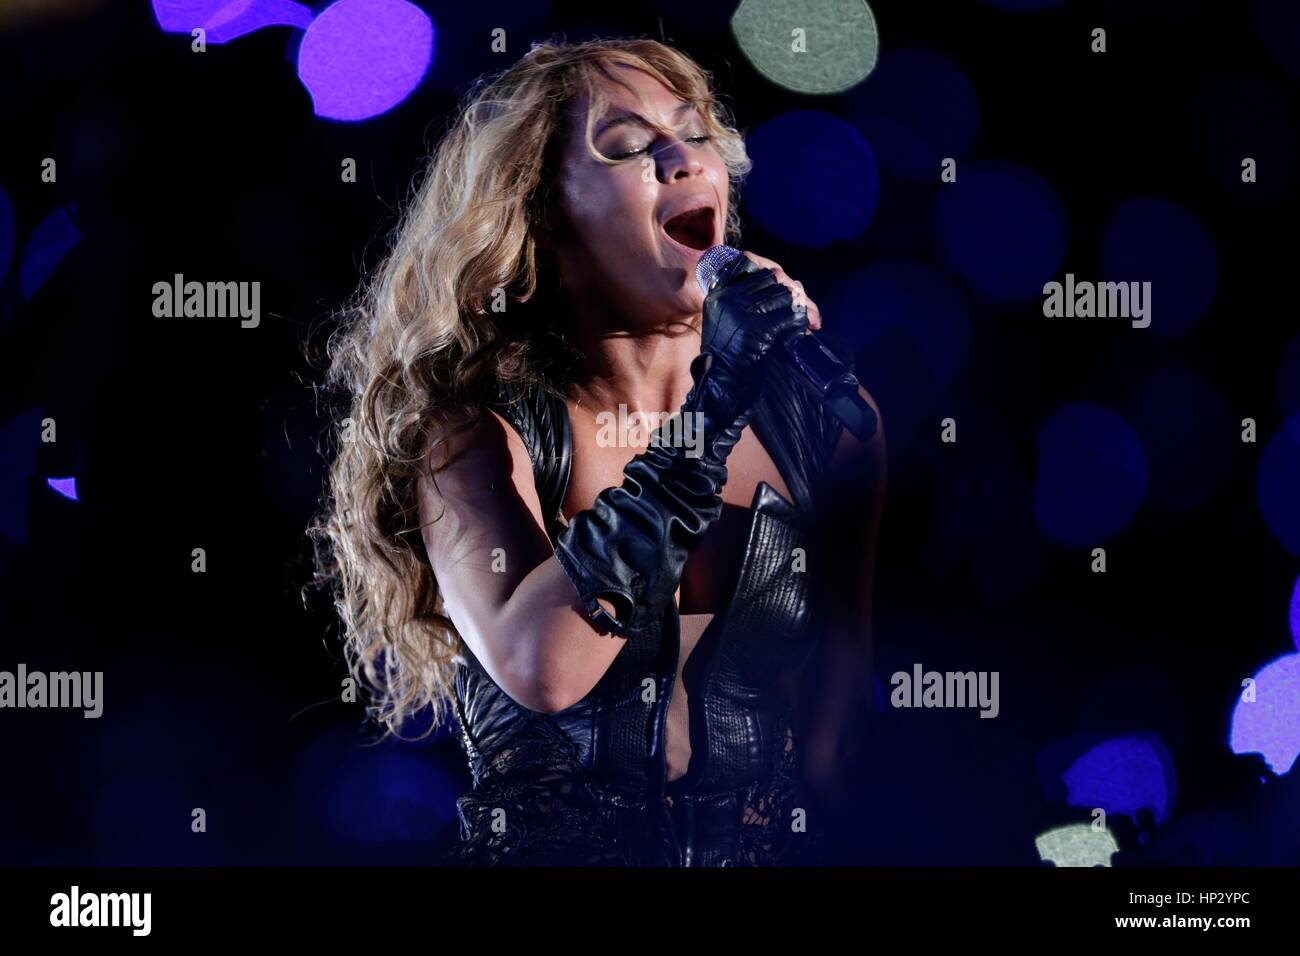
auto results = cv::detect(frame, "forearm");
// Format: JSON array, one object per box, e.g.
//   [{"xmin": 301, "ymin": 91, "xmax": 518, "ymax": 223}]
[
  {"xmin": 551, "ymin": 353, "xmax": 750, "ymax": 635},
  {"xmin": 482, "ymin": 357, "xmax": 748, "ymax": 711},
  {"xmin": 484, "ymin": 556, "xmax": 627, "ymax": 713}
]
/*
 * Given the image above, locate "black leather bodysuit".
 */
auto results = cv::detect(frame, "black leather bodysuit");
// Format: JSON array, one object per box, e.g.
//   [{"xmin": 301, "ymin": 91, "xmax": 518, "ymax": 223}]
[{"xmin": 447, "ymin": 341, "xmax": 857, "ymax": 866}]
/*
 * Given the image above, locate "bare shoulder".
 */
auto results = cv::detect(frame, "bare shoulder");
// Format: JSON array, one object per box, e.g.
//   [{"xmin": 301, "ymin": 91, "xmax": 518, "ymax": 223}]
[
  {"xmin": 416, "ymin": 404, "xmax": 546, "ymax": 551},
  {"xmin": 418, "ymin": 405, "xmax": 527, "ymax": 490}
]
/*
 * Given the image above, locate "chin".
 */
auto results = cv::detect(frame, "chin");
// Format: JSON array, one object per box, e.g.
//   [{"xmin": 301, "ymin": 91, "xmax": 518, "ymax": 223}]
[{"xmin": 668, "ymin": 287, "xmax": 706, "ymax": 322}]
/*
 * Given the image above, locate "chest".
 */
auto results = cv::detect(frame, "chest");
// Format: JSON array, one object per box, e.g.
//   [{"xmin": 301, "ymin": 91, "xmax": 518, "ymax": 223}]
[{"xmin": 559, "ymin": 406, "xmax": 795, "ymax": 615}]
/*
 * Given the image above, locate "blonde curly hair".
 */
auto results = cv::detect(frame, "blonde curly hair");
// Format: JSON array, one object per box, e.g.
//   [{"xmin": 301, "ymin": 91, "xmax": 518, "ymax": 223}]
[{"xmin": 306, "ymin": 35, "xmax": 753, "ymax": 741}]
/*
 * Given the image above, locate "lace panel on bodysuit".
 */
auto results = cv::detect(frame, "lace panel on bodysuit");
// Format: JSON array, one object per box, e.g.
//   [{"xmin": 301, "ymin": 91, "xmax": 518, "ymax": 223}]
[
  {"xmin": 734, "ymin": 724, "xmax": 803, "ymax": 865},
  {"xmin": 451, "ymin": 718, "xmax": 627, "ymax": 866}
]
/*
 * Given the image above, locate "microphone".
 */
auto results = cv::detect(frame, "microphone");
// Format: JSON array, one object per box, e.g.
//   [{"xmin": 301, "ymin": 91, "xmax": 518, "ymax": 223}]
[{"xmin": 695, "ymin": 245, "xmax": 878, "ymax": 442}]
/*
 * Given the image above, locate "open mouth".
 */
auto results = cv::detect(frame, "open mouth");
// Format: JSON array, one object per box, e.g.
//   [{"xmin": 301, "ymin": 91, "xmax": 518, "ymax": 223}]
[{"xmin": 661, "ymin": 206, "xmax": 716, "ymax": 252}]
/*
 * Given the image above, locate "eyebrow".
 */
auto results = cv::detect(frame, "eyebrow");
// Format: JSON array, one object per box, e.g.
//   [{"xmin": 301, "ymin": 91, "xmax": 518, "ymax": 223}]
[{"xmin": 594, "ymin": 102, "xmax": 698, "ymax": 138}]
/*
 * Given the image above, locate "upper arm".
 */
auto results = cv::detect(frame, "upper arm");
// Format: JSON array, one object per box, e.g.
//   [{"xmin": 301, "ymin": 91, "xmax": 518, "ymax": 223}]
[
  {"xmin": 418, "ymin": 406, "xmax": 636, "ymax": 714},
  {"xmin": 415, "ymin": 408, "xmax": 559, "ymax": 705}
]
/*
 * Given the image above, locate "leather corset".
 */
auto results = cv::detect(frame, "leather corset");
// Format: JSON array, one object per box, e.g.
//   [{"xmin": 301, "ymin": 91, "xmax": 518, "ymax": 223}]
[{"xmin": 450, "ymin": 338, "xmax": 857, "ymax": 866}]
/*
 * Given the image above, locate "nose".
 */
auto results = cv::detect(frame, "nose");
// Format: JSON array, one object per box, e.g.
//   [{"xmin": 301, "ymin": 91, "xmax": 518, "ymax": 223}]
[{"xmin": 655, "ymin": 135, "xmax": 703, "ymax": 183}]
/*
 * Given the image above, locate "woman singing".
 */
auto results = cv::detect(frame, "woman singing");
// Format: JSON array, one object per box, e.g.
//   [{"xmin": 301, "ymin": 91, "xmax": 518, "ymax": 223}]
[{"xmin": 309, "ymin": 36, "xmax": 886, "ymax": 866}]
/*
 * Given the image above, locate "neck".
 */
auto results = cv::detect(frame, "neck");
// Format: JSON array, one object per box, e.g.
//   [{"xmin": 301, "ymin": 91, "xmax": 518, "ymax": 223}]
[{"xmin": 566, "ymin": 308, "xmax": 703, "ymax": 417}]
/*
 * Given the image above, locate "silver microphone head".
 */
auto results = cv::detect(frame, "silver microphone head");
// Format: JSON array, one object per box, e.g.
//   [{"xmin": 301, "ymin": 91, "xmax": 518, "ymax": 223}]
[{"xmin": 695, "ymin": 244, "xmax": 743, "ymax": 295}]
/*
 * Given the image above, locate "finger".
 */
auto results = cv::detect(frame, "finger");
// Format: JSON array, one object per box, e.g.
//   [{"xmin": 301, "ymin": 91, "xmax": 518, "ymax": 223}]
[
  {"xmin": 738, "ymin": 255, "xmax": 813, "ymax": 313},
  {"xmin": 742, "ymin": 251, "xmax": 781, "ymax": 274},
  {"xmin": 730, "ymin": 263, "xmax": 780, "ymax": 295},
  {"xmin": 788, "ymin": 279, "xmax": 807, "ymax": 311},
  {"xmin": 749, "ymin": 281, "xmax": 796, "ymax": 312},
  {"xmin": 742, "ymin": 253, "xmax": 796, "ymax": 292},
  {"xmin": 728, "ymin": 252, "xmax": 763, "ymax": 277},
  {"xmin": 775, "ymin": 273, "xmax": 811, "ymax": 318},
  {"xmin": 711, "ymin": 253, "xmax": 765, "ymax": 293}
]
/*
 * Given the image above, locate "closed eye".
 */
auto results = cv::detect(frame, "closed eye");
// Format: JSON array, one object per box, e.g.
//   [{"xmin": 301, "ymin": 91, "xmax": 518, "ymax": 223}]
[{"xmin": 615, "ymin": 134, "xmax": 714, "ymax": 160}]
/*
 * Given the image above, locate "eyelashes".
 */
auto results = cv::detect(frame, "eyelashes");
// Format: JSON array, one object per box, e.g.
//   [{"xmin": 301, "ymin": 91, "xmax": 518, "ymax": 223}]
[{"xmin": 614, "ymin": 134, "xmax": 714, "ymax": 160}]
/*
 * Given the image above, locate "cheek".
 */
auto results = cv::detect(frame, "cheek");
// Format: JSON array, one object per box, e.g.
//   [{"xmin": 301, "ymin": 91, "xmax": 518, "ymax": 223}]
[
  {"xmin": 564, "ymin": 174, "xmax": 661, "ymax": 258},
  {"xmin": 704, "ymin": 161, "xmax": 730, "ymax": 226}
]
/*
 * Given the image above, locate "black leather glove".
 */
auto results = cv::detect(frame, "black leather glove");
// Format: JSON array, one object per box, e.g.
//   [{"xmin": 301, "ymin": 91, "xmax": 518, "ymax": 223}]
[
  {"xmin": 682, "ymin": 253, "xmax": 809, "ymax": 461},
  {"xmin": 552, "ymin": 254, "xmax": 808, "ymax": 637}
]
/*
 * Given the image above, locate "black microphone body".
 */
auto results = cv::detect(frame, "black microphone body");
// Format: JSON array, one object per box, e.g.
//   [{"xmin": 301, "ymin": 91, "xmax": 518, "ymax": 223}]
[{"xmin": 695, "ymin": 245, "xmax": 878, "ymax": 442}]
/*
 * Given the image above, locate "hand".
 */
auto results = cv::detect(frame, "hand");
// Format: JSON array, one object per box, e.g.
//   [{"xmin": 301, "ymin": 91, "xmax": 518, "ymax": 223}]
[
  {"xmin": 699, "ymin": 252, "xmax": 811, "ymax": 388},
  {"xmin": 738, "ymin": 251, "xmax": 822, "ymax": 333}
]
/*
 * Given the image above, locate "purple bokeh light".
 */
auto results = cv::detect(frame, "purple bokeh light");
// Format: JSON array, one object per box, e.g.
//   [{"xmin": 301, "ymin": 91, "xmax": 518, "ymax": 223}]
[
  {"xmin": 1230, "ymin": 653, "xmax": 1300, "ymax": 776},
  {"xmin": 152, "ymin": 0, "xmax": 313, "ymax": 43},
  {"xmin": 297, "ymin": 0, "xmax": 434, "ymax": 122},
  {"xmin": 1062, "ymin": 733, "xmax": 1175, "ymax": 825},
  {"xmin": 1291, "ymin": 574, "xmax": 1300, "ymax": 651},
  {"xmin": 46, "ymin": 477, "xmax": 78, "ymax": 502},
  {"xmin": 152, "ymin": 0, "xmax": 230, "ymax": 30}
]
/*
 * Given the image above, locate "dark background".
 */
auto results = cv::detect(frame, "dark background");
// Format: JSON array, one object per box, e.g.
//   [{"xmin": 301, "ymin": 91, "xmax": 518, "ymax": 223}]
[{"xmin": 1, "ymin": 0, "xmax": 1297, "ymax": 865}]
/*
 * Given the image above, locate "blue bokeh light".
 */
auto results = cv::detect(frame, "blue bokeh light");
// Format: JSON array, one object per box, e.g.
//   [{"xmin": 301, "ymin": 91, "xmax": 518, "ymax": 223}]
[
  {"xmin": 1100, "ymin": 198, "xmax": 1217, "ymax": 339},
  {"xmin": 1032, "ymin": 402, "xmax": 1149, "ymax": 548},
  {"xmin": 843, "ymin": 49, "xmax": 978, "ymax": 182},
  {"xmin": 294, "ymin": 723, "xmax": 460, "ymax": 849},
  {"xmin": 20, "ymin": 204, "xmax": 81, "ymax": 301},
  {"xmin": 824, "ymin": 259, "xmax": 971, "ymax": 446},
  {"xmin": 1256, "ymin": 410, "xmax": 1300, "ymax": 555},
  {"xmin": 935, "ymin": 161, "xmax": 1066, "ymax": 302},
  {"xmin": 1125, "ymin": 366, "xmax": 1234, "ymax": 512},
  {"xmin": 743, "ymin": 110, "xmax": 879, "ymax": 247}
]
